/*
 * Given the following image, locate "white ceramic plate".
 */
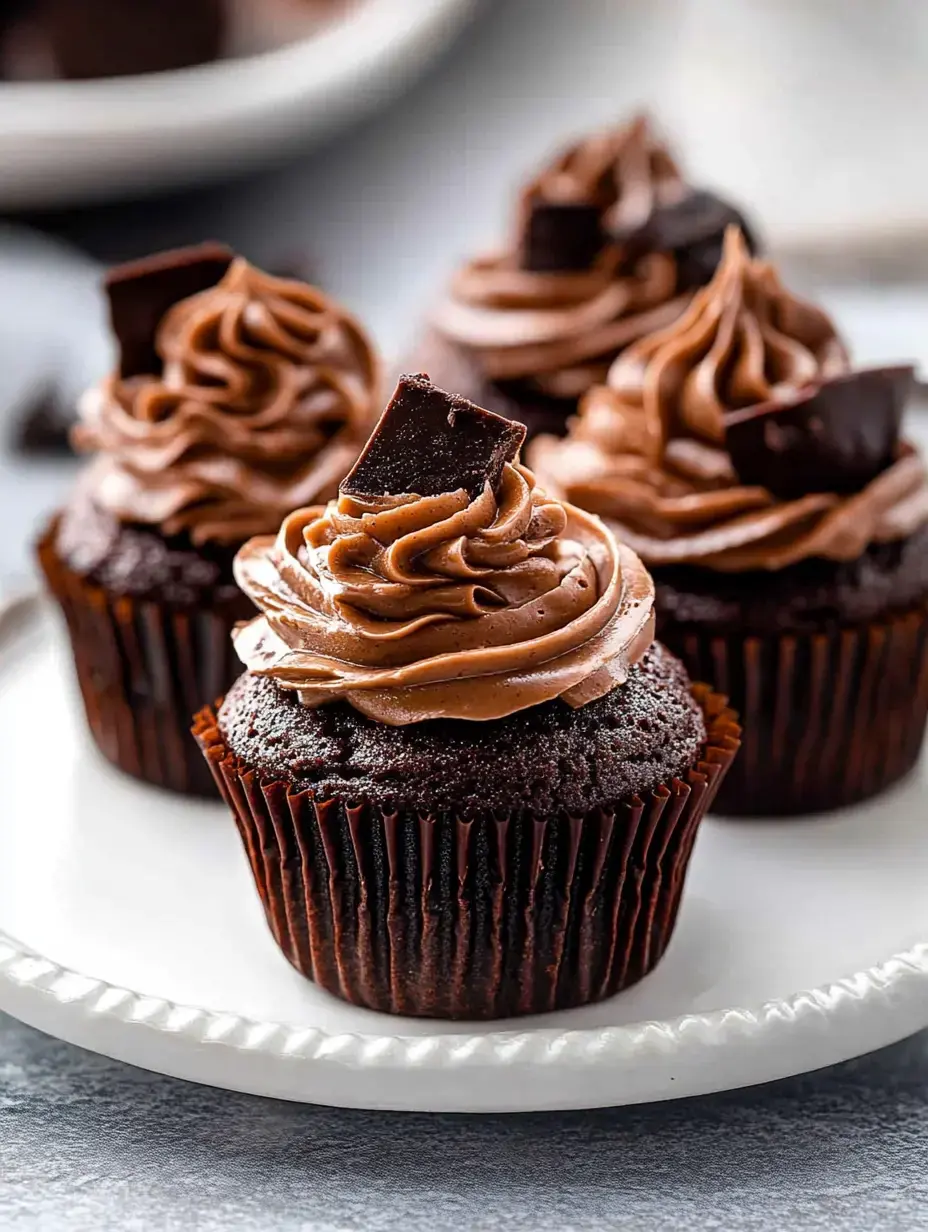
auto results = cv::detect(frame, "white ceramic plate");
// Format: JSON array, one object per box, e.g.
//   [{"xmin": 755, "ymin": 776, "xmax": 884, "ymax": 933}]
[
  {"xmin": 0, "ymin": 0, "xmax": 478, "ymax": 209},
  {"xmin": 1, "ymin": 593, "xmax": 927, "ymax": 1112}
]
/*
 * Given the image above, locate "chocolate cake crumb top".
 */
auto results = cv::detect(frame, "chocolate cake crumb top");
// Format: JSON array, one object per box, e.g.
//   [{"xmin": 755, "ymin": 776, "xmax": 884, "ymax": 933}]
[{"xmin": 219, "ymin": 643, "xmax": 705, "ymax": 815}]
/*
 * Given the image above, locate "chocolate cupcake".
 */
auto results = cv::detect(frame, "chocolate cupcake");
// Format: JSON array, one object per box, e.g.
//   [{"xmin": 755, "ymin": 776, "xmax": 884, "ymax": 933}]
[
  {"xmin": 417, "ymin": 114, "xmax": 756, "ymax": 444},
  {"xmin": 531, "ymin": 228, "xmax": 928, "ymax": 817},
  {"xmin": 194, "ymin": 376, "xmax": 739, "ymax": 1020},
  {"xmin": 39, "ymin": 244, "xmax": 380, "ymax": 797}
]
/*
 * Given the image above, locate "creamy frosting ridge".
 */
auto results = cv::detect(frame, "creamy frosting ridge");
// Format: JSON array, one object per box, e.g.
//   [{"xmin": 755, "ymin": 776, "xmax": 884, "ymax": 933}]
[
  {"xmin": 232, "ymin": 463, "xmax": 655, "ymax": 724},
  {"xmin": 530, "ymin": 230, "xmax": 928, "ymax": 571},
  {"xmin": 432, "ymin": 117, "xmax": 692, "ymax": 403},
  {"xmin": 524, "ymin": 112, "xmax": 687, "ymax": 236},
  {"xmin": 75, "ymin": 258, "xmax": 380, "ymax": 546}
]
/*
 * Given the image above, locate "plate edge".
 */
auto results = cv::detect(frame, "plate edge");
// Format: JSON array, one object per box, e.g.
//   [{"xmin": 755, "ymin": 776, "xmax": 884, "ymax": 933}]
[{"xmin": 2, "ymin": 590, "xmax": 928, "ymax": 1079}]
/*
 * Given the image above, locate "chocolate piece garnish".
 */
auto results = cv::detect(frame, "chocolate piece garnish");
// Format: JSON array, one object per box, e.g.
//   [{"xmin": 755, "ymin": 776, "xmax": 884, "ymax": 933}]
[
  {"xmin": 106, "ymin": 241, "xmax": 234, "ymax": 379},
  {"xmin": 342, "ymin": 374, "xmax": 526, "ymax": 501},
  {"xmin": 621, "ymin": 190, "xmax": 758, "ymax": 290},
  {"xmin": 519, "ymin": 200, "xmax": 607, "ymax": 273},
  {"xmin": 725, "ymin": 365, "xmax": 915, "ymax": 500}
]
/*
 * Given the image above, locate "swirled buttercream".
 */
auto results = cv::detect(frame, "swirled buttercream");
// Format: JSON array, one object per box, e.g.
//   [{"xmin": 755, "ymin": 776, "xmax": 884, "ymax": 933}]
[
  {"xmin": 75, "ymin": 257, "xmax": 380, "ymax": 546},
  {"xmin": 530, "ymin": 229, "xmax": 928, "ymax": 571},
  {"xmin": 232, "ymin": 463, "xmax": 656, "ymax": 724},
  {"xmin": 432, "ymin": 117, "xmax": 694, "ymax": 404}
]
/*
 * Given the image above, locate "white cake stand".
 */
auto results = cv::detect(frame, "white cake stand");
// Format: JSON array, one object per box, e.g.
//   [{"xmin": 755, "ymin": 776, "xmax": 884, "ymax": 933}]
[{"xmin": 0, "ymin": 593, "xmax": 926, "ymax": 1112}]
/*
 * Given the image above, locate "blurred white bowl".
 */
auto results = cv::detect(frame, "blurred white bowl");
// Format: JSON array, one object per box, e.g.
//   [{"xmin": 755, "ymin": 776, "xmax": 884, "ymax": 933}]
[{"xmin": 0, "ymin": 0, "xmax": 478, "ymax": 209}]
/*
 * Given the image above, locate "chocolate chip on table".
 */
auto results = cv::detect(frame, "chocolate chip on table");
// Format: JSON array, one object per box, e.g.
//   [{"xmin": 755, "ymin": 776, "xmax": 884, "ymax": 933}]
[
  {"xmin": 11, "ymin": 381, "xmax": 75, "ymax": 456},
  {"xmin": 725, "ymin": 365, "xmax": 915, "ymax": 500},
  {"xmin": 105, "ymin": 241, "xmax": 234, "ymax": 379},
  {"xmin": 341, "ymin": 374, "xmax": 527, "ymax": 501}
]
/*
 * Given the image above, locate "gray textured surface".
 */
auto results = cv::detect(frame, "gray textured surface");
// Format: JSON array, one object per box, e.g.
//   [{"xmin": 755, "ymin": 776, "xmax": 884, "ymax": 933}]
[
  {"xmin": 3, "ymin": 1013, "xmax": 928, "ymax": 1231},
  {"xmin": 3, "ymin": 1, "xmax": 928, "ymax": 1227}
]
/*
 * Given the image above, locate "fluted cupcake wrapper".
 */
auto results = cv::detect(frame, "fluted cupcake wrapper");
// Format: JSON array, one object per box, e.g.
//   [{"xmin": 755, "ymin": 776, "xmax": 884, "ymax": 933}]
[
  {"xmin": 661, "ymin": 606, "xmax": 928, "ymax": 817},
  {"xmin": 38, "ymin": 519, "xmax": 245, "ymax": 798},
  {"xmin": 193, "ymin": 686, "xmax": 739, "ymax": 1021}
]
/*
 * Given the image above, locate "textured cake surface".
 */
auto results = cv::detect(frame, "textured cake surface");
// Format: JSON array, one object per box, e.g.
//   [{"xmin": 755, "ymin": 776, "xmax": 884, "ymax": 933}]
[
  {"xmin": 655, "ymin": 522, "xmax": 928, "ymax": 636},
  {"xmin": 218, "ymin": 643, "xmax": 706, "ymax": 815},
  {"xmin": 55, "ymin": 497, "xmax": 245, "ymax": 609}
]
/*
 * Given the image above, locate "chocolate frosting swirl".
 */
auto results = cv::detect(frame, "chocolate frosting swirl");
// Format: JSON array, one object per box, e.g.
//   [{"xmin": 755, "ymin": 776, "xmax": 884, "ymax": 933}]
[
  {"xmin": 232, "ymin": 463, "xmax": 655, "ymax": 724},
  {"xmin": 432, "ymin": 117, "xmax": 693, "ymax": 403},
  {"xmin": 530, "ymin": 229, "xmax": 928, "ymax": 571},
  {"xmin": 75, "ymin": 258, "xmax": 380, "ymax": 546},
  {"xmin": 525, "ymin": 113, "xmax": 686, "ymax": 235}
]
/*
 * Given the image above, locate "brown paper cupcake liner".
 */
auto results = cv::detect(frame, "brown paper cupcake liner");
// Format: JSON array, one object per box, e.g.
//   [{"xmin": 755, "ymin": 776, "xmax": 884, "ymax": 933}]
[
  {"xmin": 193, "ymin": 686, "xmax": 740, "ymax": 1021},
  {"xmin": 38, "ymin": 520, "xmax": 245, "ymax": 798},
  {"xmin": 661, "ymin": 605, "xmax": 928, "ymax": 817}
]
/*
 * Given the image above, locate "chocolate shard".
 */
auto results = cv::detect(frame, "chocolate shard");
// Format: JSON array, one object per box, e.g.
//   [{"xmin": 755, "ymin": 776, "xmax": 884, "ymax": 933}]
[
  {"xmin": 342, "ymin": 374, "xmax": 527, "ymax": 501},
  {"xmin": 519, "ymin": 199, "xmax": 608, "ymax": 273},
  {"xmin": 106, "ymin": 241, "xmax": 235, "ymax": 379},
  {"xmin": 620, "ymin": 190, "xmax": 759, "ymax": 290},
  {"xmin": 725, "ymin": 365, "xmax": 915, "ymax": 500}
]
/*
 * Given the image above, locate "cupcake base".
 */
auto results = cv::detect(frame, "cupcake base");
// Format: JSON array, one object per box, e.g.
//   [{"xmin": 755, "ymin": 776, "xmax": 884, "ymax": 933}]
[
  {"xmin": 661, "ymin": 608, "xmax": 928, "ymax": 816},
  {"xmin": 193, "ymin": 684, "xmax": 739, "ymax": 1021},
  {"xmin": 38, "ymin": 516, "xmax": 250, "ymax": 798}
]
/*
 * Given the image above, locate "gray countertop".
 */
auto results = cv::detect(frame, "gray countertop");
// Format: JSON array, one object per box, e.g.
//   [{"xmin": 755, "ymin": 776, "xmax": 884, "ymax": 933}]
[
  {"xmin": 3, "ymin": 1, "xmax": 928, "ymax": 1227},
  {"xmin": 4, "ymin": 1013, "xmax": 928, "ymax": 1231}
]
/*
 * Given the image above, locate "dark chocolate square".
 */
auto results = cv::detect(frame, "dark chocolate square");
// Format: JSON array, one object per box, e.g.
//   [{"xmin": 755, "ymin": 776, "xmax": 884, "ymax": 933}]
[
  {"xmin": 341, "ymin": 375, "xmax": 527, "ymax": 501},
  {"xmin": 106, "ymin": 241, "xmax": 234, "ymax": 379},
  {"xmin": 619, "ymin": 190, "xmax": 759, "ymax": 290},
  {"xmin": 725, "ymin": 365, "xmax": 914, "ymax": 500},
  {"xmin": 519, "ymin": 199, "xmax": 607, "ymax": 273}
]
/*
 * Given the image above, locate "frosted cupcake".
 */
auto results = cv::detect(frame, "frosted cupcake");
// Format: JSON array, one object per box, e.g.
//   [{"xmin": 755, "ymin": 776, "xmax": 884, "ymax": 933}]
[
  {"xmin": 531, "ymin": 229, "xmax": 928, "ymax": 816},
  {"xmin": 196, "ymin": 376, "xmax": 739, "ymax": 1018},
  {"xmin": 39, "ymin": 244, "xmax": 380, "ymax": 796}
]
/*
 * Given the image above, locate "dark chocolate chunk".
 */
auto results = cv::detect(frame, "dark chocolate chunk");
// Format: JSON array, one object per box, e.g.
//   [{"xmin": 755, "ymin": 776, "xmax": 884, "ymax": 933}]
[
  {"xmin": 725, "ymin": 365, "xmax": 915, "ymax": 500},
  {"xmin": 519, "ymin": 199, "xmax": 607, "ymax": 272},
  {"xmin": 411, "ymin": 328, "xmax": 580, "ymax": 443},
  {"xmin": 12, "ymin": 381, "xmax": 74, "ymax": 456},
  {"xmin": 620, "ymin": 190, "xmax": 759, "ymax": 291},
  {"xmin": 341, "ymin": 374, "xmax": 527, "ymax": 501},
  {"xmin": 106, "ymin": 241, "xmax": 234, "ymax": 378}
]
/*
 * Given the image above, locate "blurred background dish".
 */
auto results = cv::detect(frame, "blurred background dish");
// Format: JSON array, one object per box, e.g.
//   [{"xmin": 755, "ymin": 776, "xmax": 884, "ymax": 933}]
[{"xmin": 0, "ymin": 0, "xmax": 478, "ymax": 208}]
